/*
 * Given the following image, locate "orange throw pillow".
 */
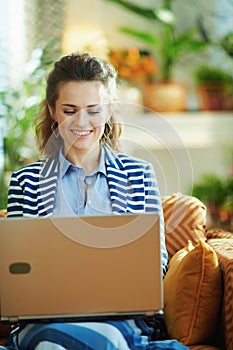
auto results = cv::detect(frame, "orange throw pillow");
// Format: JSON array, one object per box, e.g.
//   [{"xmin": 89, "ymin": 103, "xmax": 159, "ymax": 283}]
[{"xmin": 164, "ymin": 240, "xmax": 222, "ymax": 345}]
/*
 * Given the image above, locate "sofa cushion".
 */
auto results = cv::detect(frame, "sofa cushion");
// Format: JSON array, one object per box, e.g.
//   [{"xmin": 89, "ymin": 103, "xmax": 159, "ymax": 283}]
[
  {"xmin": 207, "ymin": 237, "xmax": 233, "ymax": 350},
  {"xmin": 164, "ymin": 239, "xmax": 222, "ymax": 346},
  {"xmin": 162, "ymin": 193, "xmax": 207, "ymax": 260}
]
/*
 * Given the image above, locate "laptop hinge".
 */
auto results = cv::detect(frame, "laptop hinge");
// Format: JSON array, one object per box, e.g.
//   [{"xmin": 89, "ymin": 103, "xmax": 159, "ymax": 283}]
[
  {"xmin": 1, "ymin": 316, "xmax": 19, "ymax": 323},
  {"xmin": 145, "ymin": 310, "xmax": 156, "ymax": 317}
]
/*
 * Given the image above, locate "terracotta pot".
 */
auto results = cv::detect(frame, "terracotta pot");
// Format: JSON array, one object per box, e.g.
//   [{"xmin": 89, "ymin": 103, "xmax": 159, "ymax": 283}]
[
  {"xmin": 198, "ymin": 84, "xmax": 225, "ymax": 111},
  {"xmin": 198, "ymin": 83, "xmax": 233, "ymax": 111},
  {"xmin": 142, "ymin": 81, "xmax": 187, "ymax": 112}
]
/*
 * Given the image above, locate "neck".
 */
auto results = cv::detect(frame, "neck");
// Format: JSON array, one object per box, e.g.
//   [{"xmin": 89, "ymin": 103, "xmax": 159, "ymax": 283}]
[{"xmin": 64, "ymin": 146, "xmax": 101, "ymax": 174}]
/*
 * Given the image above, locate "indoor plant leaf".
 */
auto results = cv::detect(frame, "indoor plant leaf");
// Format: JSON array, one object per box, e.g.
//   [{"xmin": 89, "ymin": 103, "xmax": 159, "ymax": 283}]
[{"xmin": 119, "ymin": 27, "xmax": 159, "ymax": 46}]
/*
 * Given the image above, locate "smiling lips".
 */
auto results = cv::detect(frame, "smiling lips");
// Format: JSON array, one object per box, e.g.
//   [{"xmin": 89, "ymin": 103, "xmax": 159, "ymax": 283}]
[{"xmin": 71, "ymin": 129, "xmax": 92, "ymax": 137}]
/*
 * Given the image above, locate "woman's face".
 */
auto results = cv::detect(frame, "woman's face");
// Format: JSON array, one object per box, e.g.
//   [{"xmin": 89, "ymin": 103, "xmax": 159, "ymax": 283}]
[{"xmin": 51, "ymin": 80, "xmax": 111, "ymax": 158}]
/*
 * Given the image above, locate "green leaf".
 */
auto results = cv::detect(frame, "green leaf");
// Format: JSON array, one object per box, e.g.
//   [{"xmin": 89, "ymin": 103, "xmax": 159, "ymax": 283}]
[
  {"xmin": 120, "ymin": 27, "xmax": 159, "ymax": 46},
  {"xmin": 104, "ymin": 0, "xmax": 157, "ymax": 20},
  {"xmin": 192, "ymin": 174, "xmax": 227, "ymax": 206},
  {"xmin": 221, "ymin": 32, "xmax": 233, "ymax": 57}
]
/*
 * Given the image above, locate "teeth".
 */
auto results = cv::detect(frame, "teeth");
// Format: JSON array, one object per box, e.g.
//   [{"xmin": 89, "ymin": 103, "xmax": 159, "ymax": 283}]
[{"xmin": 71, "ymin": 130, "xmax": 91, "ymax": 136}]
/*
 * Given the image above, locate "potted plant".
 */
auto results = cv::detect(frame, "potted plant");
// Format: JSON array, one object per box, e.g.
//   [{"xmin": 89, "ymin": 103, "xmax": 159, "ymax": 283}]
[
  {"xmin": 195, "ymin": 65, "xmax": 233, "ymax": 110},
  {"xmin": 104, "ymin": 0, "xmax": 208, "ymax": 111},
  {"xmin": 108, "ymin": 47, "xmax": 159, "ymax": 107},
  {"xmin": 192, "ymin": 173, "xmax": 233, "ymax": 229},
  {"xmin": 109, "ymin": 48, "xmax": 159, "ymax": 84}
]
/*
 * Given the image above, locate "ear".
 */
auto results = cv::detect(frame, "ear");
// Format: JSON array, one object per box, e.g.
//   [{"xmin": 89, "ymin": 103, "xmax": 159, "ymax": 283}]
[{"xmin": 48, "ymin": 105, "xmax": 56, "ymax": 121}]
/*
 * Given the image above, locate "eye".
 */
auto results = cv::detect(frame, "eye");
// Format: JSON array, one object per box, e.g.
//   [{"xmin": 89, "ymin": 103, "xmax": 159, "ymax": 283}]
[
  {"xmin": 87, "ymin": 107, "xmax": 102, "ymax": 115},
  {"xmin": 64, "ymin": 110, "xmax": 75, "ymax": 115}
]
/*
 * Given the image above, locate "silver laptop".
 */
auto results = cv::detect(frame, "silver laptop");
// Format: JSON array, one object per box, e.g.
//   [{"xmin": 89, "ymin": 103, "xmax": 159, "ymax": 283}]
[{"xmin": 0, "ymin": 213, "xmax": 163, "ymax": 323}]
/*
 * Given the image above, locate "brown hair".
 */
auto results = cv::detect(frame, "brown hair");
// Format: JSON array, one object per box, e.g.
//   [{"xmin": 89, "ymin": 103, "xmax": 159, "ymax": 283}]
[{"xmin": 35, "ymin": 52, "xmax": 122, "ymax": 157}]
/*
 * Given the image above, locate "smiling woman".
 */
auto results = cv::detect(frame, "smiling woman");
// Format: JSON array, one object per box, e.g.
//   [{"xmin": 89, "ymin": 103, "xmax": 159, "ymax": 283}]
[{"xmin": 5, "ymin": 52, "xmax": 172, "ymax": 350}]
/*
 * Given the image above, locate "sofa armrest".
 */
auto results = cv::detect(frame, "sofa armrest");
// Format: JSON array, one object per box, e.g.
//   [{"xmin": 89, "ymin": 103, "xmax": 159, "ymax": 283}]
[{"xmin": 207, "ymin": 236, "xmax": 233, "ymax": 350}]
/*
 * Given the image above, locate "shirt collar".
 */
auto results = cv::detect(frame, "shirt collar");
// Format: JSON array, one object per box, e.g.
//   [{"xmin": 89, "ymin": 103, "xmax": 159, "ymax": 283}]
[{"xmin": 58, "ymin": 146, "xmax": 107, "ymax": 178}]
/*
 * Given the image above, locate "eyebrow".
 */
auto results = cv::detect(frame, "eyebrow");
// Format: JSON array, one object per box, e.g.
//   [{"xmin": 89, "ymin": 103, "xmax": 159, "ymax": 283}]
[{"xmin": 61, "ymin": 104, "xmax": 101, "ymax": 108}]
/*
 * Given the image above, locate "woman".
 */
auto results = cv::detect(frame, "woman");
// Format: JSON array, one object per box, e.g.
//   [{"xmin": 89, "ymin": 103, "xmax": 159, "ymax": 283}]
[{"xmin": 6, "ymin": 52, "xmax": 185, "ymax": 349}]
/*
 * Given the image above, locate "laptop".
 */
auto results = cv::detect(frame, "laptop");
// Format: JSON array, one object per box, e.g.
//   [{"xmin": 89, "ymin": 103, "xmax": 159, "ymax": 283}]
[{"xmin": 0, "ymin": 213, "xmax": 163, "ymax": 323}]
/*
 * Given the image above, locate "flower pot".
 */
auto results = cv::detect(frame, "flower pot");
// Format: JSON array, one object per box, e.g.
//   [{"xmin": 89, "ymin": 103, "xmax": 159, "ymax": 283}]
[
  {"xmin": 142, "ymin": 81, "xmax": 187, "ymax": 112},
  {"xmin": 198, "ymin": 83, "xmax": 233, "ymax": 111}
]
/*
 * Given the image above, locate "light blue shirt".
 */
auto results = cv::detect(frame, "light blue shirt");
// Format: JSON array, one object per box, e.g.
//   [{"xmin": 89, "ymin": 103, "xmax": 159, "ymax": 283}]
[{"xmin": 53, "ymin": 147, "xmax": 112, "ymax": 216}]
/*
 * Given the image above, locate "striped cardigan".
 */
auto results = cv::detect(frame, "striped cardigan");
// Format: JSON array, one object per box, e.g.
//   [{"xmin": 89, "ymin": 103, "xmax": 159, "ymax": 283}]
[{"xmin": 7, "ymin": 146, "xmax": 168, "ymax": 275}]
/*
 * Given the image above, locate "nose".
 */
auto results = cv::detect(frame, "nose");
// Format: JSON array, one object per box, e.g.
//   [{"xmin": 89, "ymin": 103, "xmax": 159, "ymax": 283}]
[{"xmin": 76, "ymin": 109, "xmax": 88, "ymax": 126}]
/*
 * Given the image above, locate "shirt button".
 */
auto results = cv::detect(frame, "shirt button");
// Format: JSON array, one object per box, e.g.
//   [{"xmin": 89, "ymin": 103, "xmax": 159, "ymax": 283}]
[
  {"xmin": 87, "ymin": 200, "xmax": 92, "ymax": 205},
  {"xmin": 85, "ymin": 178, "xmax": 92, "ymax": 185}
]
